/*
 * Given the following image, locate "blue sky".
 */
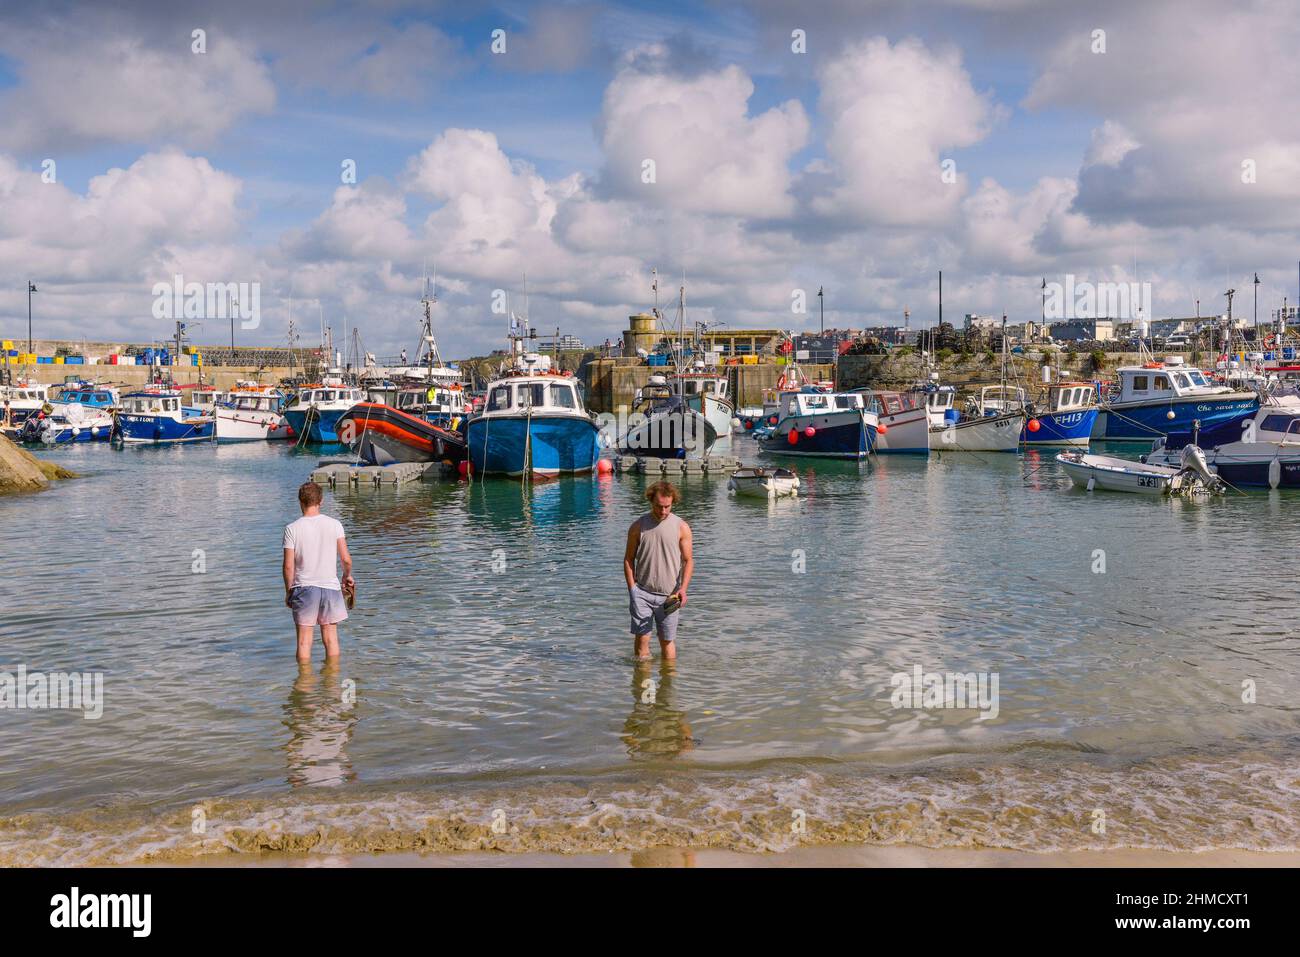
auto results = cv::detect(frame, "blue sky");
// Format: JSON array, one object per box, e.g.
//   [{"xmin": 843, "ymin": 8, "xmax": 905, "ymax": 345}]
[{"xmin": 2, "ymin": 1, "xmax": 1297, "ymax": 357}]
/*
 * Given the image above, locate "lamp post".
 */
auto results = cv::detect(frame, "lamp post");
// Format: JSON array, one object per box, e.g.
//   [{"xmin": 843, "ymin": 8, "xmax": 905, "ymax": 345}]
[
  {"xmin": 1254, "ymin": 272, "xmax": 1260, "ymax": 331},
  {"xmin": 27, "ymin": 280, "xmax": 37, "ymax": 355},
  {"xmin": 817, "ymin": 286, "xmax": 824, "ymax": 335}
]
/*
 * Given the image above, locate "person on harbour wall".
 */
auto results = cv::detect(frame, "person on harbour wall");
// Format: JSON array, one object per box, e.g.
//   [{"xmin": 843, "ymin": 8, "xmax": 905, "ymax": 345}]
[
  {"xmin": 283, "ymin": 481, "xmax": 354, "ymax": 662},
  {"xmin": 624, "ymin": 481, "xmax": 693, "ymax": 661}
]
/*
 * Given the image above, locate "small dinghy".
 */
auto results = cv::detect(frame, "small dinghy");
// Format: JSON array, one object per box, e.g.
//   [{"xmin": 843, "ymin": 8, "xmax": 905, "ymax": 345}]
[
  {"xmin": 1056, "ymin": 447, "xmax": 1223, "ymax": 495},
  {"xmin": 728, "ymin": 466, "xmax": 800, "ymax": 498}
]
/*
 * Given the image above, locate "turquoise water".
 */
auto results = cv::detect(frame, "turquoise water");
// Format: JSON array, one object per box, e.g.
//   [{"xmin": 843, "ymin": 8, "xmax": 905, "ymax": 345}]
[{"xmin": 1, "ymin": 438, "xmax": 1298, "ymax": 863}]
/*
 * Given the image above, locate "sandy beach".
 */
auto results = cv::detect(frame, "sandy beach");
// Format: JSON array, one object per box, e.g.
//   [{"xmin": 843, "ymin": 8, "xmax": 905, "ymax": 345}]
[{"xmin": 195, "ymin": 846, "xmax": 1300, "ymax": 868}]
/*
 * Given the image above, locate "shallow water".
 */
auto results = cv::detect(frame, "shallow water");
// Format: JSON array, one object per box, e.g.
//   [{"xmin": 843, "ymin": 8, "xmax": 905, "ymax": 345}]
[{"xmin": 1, "ymin": 438, "xmax": 1298, "ymax": 863}]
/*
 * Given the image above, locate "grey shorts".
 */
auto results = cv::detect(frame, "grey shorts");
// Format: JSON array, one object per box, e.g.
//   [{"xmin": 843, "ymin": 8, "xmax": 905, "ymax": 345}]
[
  {"xmin": 629, "ymin": 583, "xmax": 679, "ymax": 642},
  {"xmin": 288, "ymin": 585, "xmax": 348, "ymax": 626}
]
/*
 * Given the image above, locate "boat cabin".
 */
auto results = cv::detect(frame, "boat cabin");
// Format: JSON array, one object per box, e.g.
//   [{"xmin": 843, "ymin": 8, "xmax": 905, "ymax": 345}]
[
  {"xmin": 296, "ymin": 387, "xmax": 363, "ymax": 406},
  {"xmin": 975, "ymin": 385, "xmax": 1027, "ymax": 416},
  {"xmin": 1114, "ymin": 360, "xmax": 1230, "ymax": 403},
  {"xmin": 1254, "ymin": 408, "xmax": 1300, "ymax": 442},
  {"xmin": 674, "ymin": 375, "xmax": 729, "ymax": 400},
  {"xmin": 121, "ymin": 392, "xmax": 184, "ymax": 416},
  {"xmin": 2, "ymin": 384, "xmax": 49, "ymax": 404},
  {"xmin": 1048, "ymin": 382, "xmax": 1097, "ymax": 413},
  {"xmin": 484, "ymin": 377, "xmax": 583, "ymax": 414},
  {"xmin": 58, "ymin": 387, "xmax": 117, "ymax": 408},
  {"xmin": 849, "ymin": 390, "xmax": 925, "ymax": 417}
]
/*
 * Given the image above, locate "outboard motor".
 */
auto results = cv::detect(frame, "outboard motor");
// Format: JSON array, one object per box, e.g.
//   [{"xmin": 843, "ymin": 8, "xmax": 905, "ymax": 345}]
[{"xmin": 1179, "ymin": 444, "xmax": 1222, "ymax": 490}]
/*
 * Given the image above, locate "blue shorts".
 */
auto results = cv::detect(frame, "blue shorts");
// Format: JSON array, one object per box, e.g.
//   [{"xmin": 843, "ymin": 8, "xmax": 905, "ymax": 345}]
[
  {"xmin": 629, "ymin": 584, "xmax": 679, "ymax": 642},
  {"xmin": 288, "ymin": 585, "xmax": 348, "ymax": 626}
]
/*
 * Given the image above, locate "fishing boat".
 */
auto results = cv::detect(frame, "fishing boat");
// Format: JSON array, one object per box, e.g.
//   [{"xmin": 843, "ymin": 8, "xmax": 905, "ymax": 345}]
[
  {"xmin": 925, "ymin": 385, "xmax": 1024, "ymax": 452},
  {"xmin": 672, "ymin": 363, "xmax": 734, "ymax": 438},
  {"xmin": 620, "ymin": 375, "xmax": 718, "ymax": 458},
  {"xmin": 282, "ymin": 380, "xmax": 364, "ymax": 443},
  {"xmin": 1021, "ymin": 382, "xmax": 1099, "ymax": 446},
  {"xmin": 465, "ymin": 349, "xmax": 601, "ymax": 478},
  {"xmin": 18, "ymin": 402, "xmax": 115, "ymax": 444},
  {"xmin": 51, "ymin": 383, "xmax": 120, "ymax": 410},
  {"xmin": 1057, "ymin": 447, "xmax": 1223, "ymax": 495},
  {"xmin": 1145, "ymin": 399, "xmax": 1300, "ymax": 488},
  {"xmin": 391, "ymin": 382, "xmax": 468, "ymax": 430},
  {"xmin": 214, "ymin": 383, "xmax": 291, "ymax": 442},
  {"xmin": 0, "ymin": 381, "xmax": 50, "ymax": 430},
  {"xmin": 759, "ymin": 388, "xmax": 879, "ymax": 459},
  {"xmin": 1092, "ymin": 357, "xmax": 1257, "ymax": 440},
  {"xmin": 727, "ymin": 466, "xmax": 799, "ymax": 498},
  {"xmin": 337, "ymin": 401, "xmax": 467, "ymax": 465},
  {"xmin": 113, "ymin": 391, "xmax": 215, "ymax": 444},
  {"xmin": 848, "ymin": 389, "xmax": 930, "ymax": 453}
]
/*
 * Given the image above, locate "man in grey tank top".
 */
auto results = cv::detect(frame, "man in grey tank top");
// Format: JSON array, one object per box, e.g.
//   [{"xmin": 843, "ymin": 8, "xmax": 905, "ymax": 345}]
[{"xmin": 624, "ymin": 481, "xmax": 694, "ymax": 660}]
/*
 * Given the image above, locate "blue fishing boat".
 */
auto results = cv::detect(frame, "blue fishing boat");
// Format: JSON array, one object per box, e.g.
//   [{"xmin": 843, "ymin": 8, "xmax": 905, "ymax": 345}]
[
  {"xmin": 465, "ymin": 353, "xmax": 600, "ymax": 478},
  {"xmin": 759, "ymin": 388, "xmax": 878, "ymax": 459},
  {"xmin": 114, "ymin": 391, "xmax": 215, "ymax": 444},
  {"xmin": 1022, "ymin": 382, "xmax": 1099, "ymax": 446},
  {"xmin": 282, "ymin": 381, "xmax": 364, "ymax": 443},
  {"xmin": 1092, "ymin": 358, "xmax": 1257, "ymax": 440}
]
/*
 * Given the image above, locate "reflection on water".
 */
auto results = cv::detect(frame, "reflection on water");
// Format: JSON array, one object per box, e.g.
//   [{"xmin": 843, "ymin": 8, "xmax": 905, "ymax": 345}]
[
  {"xmin": 283, "ymin": 661, "xmax": 356, "ymax": 788},
  {"xmin": 622, "ymin": 660, "xmax": 695, "ymax": 758}
]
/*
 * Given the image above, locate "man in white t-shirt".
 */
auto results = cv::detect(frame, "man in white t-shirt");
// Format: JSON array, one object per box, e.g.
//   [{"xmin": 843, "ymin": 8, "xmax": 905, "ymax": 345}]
[{"xmin": 283, "ymin": 481, "xmax": 354, "ymax": 661}]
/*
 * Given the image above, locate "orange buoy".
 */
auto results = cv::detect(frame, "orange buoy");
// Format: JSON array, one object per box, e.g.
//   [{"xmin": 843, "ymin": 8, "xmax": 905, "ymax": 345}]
[
  {"xmin": 1027, "ymin": 418, "xmax": 1041, "ymax": 432},
  {"xmin": 596, "ymin": 458, "xmax": 613, "ymax": 474},
  {"xmin": 876, "ymin": 423, "xmax": 888, "ymax": 435}
]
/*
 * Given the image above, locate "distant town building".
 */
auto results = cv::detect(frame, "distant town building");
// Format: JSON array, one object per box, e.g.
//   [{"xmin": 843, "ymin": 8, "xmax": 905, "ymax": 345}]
[
  {"xmin": 699, "ymin": 328, "xmax": 786, "ymax": 357},
  {"xmin": 1049, "ymin": 319, "xmax": 1114, "ymax": 342},
  {"xmin": 557, "ymin": 334, "xmax": 585, "ymax": 350},
  {"xmin": 793, "ymin": 330, "xmax": 855, "ymax": 363},
  {"xmin": 861, "ymin": 325, "xmax": 910, "ymax": 345}
]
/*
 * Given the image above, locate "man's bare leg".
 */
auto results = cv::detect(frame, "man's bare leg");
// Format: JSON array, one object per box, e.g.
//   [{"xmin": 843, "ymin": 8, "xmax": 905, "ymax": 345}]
[
  {"xmin": 321, "ymin": 622, "xmax": 341, "ymax": 659},
  {"xmin": 659, "ymin": 636, "xmax": 676, "ymax": 660},
  {"xmin": 296, "ymin": 625, "xmax": 315, "ymax": 662},
  {"xmin": 634, "ymin": 633, "xmax": 651, "ymax": 660}
]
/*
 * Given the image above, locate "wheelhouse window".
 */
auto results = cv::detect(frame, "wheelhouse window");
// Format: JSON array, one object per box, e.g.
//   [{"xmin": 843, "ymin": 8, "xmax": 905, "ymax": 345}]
[
  {"xmin": 1261, "ymin": 415, "xmax": 1300, "ymax": 435},
  {"xmin": 1132, "ymin": 375, "xmax": 1149, "ymax": 391},
  {"xmin": 1153, "ymin": 376, "xmax": 1169, "ymax": 391},
  {"xmin": 1189, "ymin": 370, "xmax": 1209, "ymax": 387},
  {"xmin": 1172, "ymin": 373, "xmax": 1191, "ymax": 389},
  {"xmin": 487, "ymin": 385, "xmax": 513, "ymax": 411},
  {"xmin": 549, "ymin": 383, "xmax": 576, "ymax": 408}
]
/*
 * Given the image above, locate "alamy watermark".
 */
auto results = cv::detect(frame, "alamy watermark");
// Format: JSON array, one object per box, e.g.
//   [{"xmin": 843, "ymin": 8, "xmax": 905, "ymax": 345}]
[
  {"xmin": 1043, "ymin": 275, "xmax": 1151, "ymax": 322},
  {"xmin": 890, "ymin": 664, "xmax": 999, "ymax": 720},
  {"xmin": 151, "ymin": 274, "xmax": 261, "ymax": 329},
  {"xmin": 0, "ymin": 665, "xmax": 104, "ymax": 719}
]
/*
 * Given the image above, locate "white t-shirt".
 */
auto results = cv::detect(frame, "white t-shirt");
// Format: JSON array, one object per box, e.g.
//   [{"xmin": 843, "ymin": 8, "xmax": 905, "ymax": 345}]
[{"xmin": 283, "ymin": 514, "xmax": 346, "ymax": 590}]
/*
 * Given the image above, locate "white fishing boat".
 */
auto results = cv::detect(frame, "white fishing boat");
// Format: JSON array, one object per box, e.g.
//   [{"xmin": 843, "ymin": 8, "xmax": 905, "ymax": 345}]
[
  {"xmin": 728, "ymin": 466, "xmax": 799, "ymax": 498},
  {"xmin": 214, "ymin": 382, "xmax": 290, "ymax": 442},
  {"xmin": 672, "ymin": 364, "xmax": 734, "ymax": 438},
  {"xmin": 849, "ymin": 389, "xmax": 930, "ymax": 453},
  {"xmin": 0, "ymin": 381, "xmax": 50, "ymax": 429},
  {"xmin": 620, "ymin": 375, "xmax": 718, "ymax": 458},
  {"xmin": 925, "ymin": 386, "xmax": 1023, "ymax": 452},
  {"xmin": 1145, "ymin": 398, "xmax": 1300, "ymax": 488},
  {"xmin": 1056, "ymin": 447, "xmax": 1223, "ymax": 495}
]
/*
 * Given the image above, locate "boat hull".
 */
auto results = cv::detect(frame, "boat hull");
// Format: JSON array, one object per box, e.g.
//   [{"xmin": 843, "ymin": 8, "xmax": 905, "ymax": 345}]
[
  {"xmin": 728, "ymin": 468, "xmax": 799, "ymax": 498},
  {"xmin": 875, "ymin": 409, "xmax": 930, "ymax": 454},
  {"xmin": 1022, "ymin": 408, "xmax": 1098, "ymax": 446},
  {"xmin": 620, "ymin": 409, "xmax": 718, "ymax": 458},
  {"xmin": 337, "ymin": 402, "xmax": 466, "ymax": 465},
  {"xmin": 686, "ymin": 393, "xmax": 734, "ymax": 438},
  {"xmin": 283, "ymin": 407, "xmax": 352, "ymax": 443},
  {"xmin": 215, "ymin": 408, "xmax": 289, "ymax": 442},
  {"xmin": 115, "ymin": 413, "xmax": 215, "ymax": 444},
  {"xmin": 760, "ymin": 409, "xmax": 875, "ymax": 459},
  {"xmin": 466, "ymin": 413, "xmax": 601, "ymax": 477},
  {"xmin": 930, "ymin": 412, "xmax": 1024, "ymax": 452},
  {"xmin": 1147, "ymin": 443, "xmax": 1300, "ymax": 488},
  {"xmin": 1092, "ymin": 394, "xmax": 1258, "ymax": 440}
]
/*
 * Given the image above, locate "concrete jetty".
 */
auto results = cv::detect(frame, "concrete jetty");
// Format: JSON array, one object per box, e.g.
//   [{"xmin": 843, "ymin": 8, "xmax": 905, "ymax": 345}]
[{"xmin": 616, "ymin": 454, "xmax": 742, "ymax": 475}]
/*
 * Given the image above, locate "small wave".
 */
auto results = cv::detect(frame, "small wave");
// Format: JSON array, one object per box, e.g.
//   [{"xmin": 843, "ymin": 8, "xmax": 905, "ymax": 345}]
[{"xmin": 2, "ymin": 751, "xmax": 1298, "ymax": 865}]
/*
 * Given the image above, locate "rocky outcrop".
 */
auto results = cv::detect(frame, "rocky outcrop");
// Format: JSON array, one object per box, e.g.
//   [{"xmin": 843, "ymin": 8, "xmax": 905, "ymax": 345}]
[{"xmin": 0, "ymin": 434, "xmax": 77, "ymax": 493}]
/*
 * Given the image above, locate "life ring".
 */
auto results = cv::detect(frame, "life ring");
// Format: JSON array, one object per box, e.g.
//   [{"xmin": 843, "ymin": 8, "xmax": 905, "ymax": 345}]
[{"xmin": 776, "ymin": 374, "xmax": 788, "ymax": 390}]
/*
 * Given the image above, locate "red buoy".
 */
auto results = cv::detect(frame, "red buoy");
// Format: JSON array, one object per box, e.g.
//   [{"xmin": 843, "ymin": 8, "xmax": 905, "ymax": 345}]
[
  {"xmin": 457, "ymin": 460, "xmax": 470, "ymax": 478},
  {"xmin": 744, "ymin": 419, "xmax": 754, "ymax": 430},
  {"xmin": 769, "ymin": 415, "xmax": 778, "ymax": 426},
  {"xmin": 1027, "ymin": 418, "xmax": 1041, "ymax": 433},
  {"xmin": 803, "ymin": 426, "xmax": 815, "ymax": 437},
  {"xmin": 596, "ymin": 458, "xmax": 613, "ymax": 474},
  {"xmin": 788, "ymin": 429, "xmax": 799, "ymax": 444},
  {"xmin": 876, "ymin": 423, "xmax": 888, "ymax": 435}
]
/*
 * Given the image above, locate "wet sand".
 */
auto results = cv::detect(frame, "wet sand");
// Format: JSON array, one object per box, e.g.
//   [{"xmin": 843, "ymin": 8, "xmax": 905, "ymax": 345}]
[{"xmin": 191, "ymin": 845, "xmax": 1300, "ymax": 868}]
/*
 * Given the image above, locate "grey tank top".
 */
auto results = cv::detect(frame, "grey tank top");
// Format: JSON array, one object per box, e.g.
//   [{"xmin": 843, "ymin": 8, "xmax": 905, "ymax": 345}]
[{"xmin": 633, "ymin": 513, "xmax": 684, "ymax": 595}]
